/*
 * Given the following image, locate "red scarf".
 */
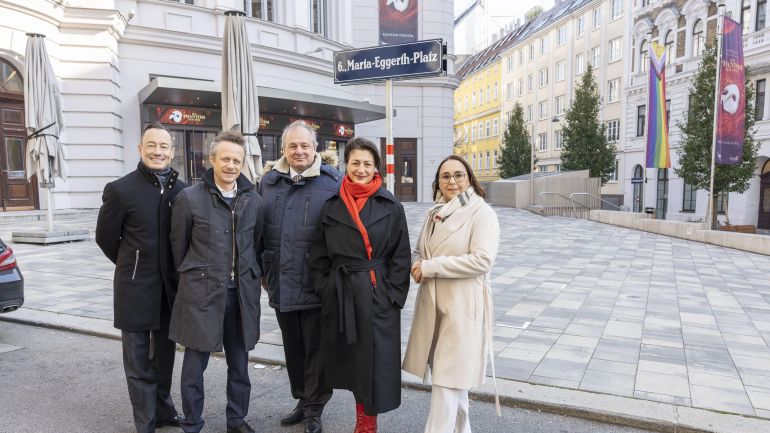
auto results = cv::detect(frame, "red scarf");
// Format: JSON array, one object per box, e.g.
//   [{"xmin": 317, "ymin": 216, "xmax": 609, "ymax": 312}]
[{"xmin": 339, "ymin": 173, "xmax": 383, "ymax": 285}]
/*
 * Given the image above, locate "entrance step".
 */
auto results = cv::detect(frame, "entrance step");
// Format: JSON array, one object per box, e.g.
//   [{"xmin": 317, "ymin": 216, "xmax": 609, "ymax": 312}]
[{"xmin": 0, "ymin": 209, "xmax": 98, "ymax": 224}]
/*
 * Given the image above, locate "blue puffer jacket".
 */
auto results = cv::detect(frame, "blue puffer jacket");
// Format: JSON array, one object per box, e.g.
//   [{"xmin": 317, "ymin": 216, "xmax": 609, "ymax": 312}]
[{"xmin": 258, "ymin": 155, "xmax": 341, "ymax": 312}]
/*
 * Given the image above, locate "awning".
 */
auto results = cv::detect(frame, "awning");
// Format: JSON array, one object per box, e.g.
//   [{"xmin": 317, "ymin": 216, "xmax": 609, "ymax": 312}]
[{"xmin": 138, "ymin": 76, "xmax": 386, "ymax": 124}]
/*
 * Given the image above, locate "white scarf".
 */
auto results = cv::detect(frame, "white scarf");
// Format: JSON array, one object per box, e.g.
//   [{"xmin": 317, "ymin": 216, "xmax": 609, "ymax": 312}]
[{"xmin": 429, "ymin": 187, "xmax": 477, "ymax": 224}]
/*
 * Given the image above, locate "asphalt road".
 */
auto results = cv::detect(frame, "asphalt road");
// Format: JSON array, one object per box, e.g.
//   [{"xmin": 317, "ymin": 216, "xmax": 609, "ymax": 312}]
[{"xmin": 0, "ymin": 321, "xmax": 657, "ymax": 433}]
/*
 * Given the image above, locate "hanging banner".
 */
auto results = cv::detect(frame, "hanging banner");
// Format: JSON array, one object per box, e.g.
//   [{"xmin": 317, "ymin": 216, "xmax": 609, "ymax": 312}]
[
  {"xmin": 646, "ymin": 42, "xmax": 671, "ymax": 168},
  {"xmin": 715, "ymin": 16, "xmax": 745, "ymax": 165},
  {"xmin": 379, "ymin": 0, "xmax": 418, "ymax": 45}
]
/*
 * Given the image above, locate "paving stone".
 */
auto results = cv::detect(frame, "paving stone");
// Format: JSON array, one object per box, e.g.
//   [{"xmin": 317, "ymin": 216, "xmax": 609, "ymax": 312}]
[
  {"xmin": 690, "ymin": 385, "xmax": 755, "ymax": 416},
  {"xmin": 635, "ymin": 370, "xmax": 691, "ymax": 398},
  {"xmin": 580, "ymin": 369, "xmax": 635, "ymax": 397}
]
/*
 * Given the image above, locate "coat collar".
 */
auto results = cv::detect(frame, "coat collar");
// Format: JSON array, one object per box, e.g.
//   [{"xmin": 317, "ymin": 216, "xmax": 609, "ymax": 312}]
[
  {"xmin": 136, "ymin": 162, "xmax": 179, "ymax": 191},
  {"xmin": 426, "ymin": 197, "xmax": 485, "ymax": 252},
  {"xmin": 326, "ymin": 187, "xmax": 393, "ymax": 230},
  {"xmin": 272, "ymin": 153, "xmax": 321, "ymax": 177},
  {"xmin": 202, "ymin": 168, "xmax": 253, "ymax": 197}
]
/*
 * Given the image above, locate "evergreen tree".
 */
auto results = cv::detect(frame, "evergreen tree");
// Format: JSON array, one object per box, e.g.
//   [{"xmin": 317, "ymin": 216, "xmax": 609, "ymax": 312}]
[
  {"xmin": 675, "ymin": 45, "xmax": 758, "ymax": 228},
  {"xmin": 560, "ymin": 63, "xmax": 616, "ymax": 184},
  {"xmin": 497, "ymin": 103, "xmax": 534, "ymax": 178}
]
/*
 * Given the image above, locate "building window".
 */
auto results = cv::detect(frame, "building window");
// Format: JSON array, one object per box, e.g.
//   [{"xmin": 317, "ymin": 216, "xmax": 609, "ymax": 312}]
[
  {"xmin": 591, "ymin": 46, "xmax": 600, "ymax": 68},
  {"xmin": 742, "ymin": 0, "xmax": 752, "ymax": 33},
  {"xmin": 558, "ymin": 27, "xmax": 567, "ymax": 46},
  {"xmin": 640, "ymin": 40, "xmax": 649, "ymax": 73},
  {"xmin": 487, "ymin": 85, "xmax": 491, "ymax": 102},
  {"xmin": 608, "ymin": 37, "xmax": 622, "ymax": 63},
  {"xmin": 539, "ymin": 100, "xmax": 548, "ymax": 119},
  {"xmin": 472, "ymin": 91, "xmax": 476, "ymax": 106},
  {"xmin": 539, "ymin": 68, "xmax": 549, "ymax": 87},
  {"xmin": 464, "ymin": 126, "xmax": 469, "ymax": 142},
  {"xmin": 479, "ymin": 89, "xmax": 484, "ymax": 105},
  {"xmin": 758, "ymin": 0, "xmax": 767, "ymax": 31},
  {"xmin": 593, "ymin": 8, "xmax": 600, "ymax": 29},
  {"xmin": 556, "ymin": 60, "xmax": 566, "ymax": 81},
  {"xmin": 250, "ymin": 0, "xmax": 275, "ymax": 21},
  {"xmin": 656, "ymin": 168, "xmax": 669, "ymax": 220},
  {"xmin": 576, "ymin": 53, "xmax": 585, "ymax": 74},
  {"xmin": 517, "ymin": 78, "xmax": 524, "ymax": 96},
  {"xmin": 717, "ymin": 191, "xmax": 728, "ymax": 214},
  {"xmin": 472, "ymin": 127, "xmax": 476, "ymax": 141},
  {"xmin": 555, "ymin": 164, "xmax": 562, "ymax": 172},
  {"xmin": 527, "ymin": 105, "xmax": 533, "ymax": 122},
  {"xmin": 637, "ymin": 105, "xmax": 646, "ymax": 137},
  {"xmin": 577, "ymin": 16, "xmax": 585, "ymax": 37},
  {"xmin": 683, "ymin": 183, "xmax": 697, "ymax": 211},
  {"xmin": 493, "ymin": 119, "xmax": 499, "ymax": 136},
  {"xmin": 611, "ymin": 0, "xmax": 623, "ymax": 20},
  {"xmin": 540, "ymin": 37, "xmax": 548, "ymax": 54},
  {"xmin": 494, "ymin": 82, "xmax": 498, "ymax": 99},
  {"xmin": 538, "ymin": 164, "xmax": 548, "ymax": 172},
  {"xmin": 465, "ymin": 95, "xmax": 469, "ymax": 108},
  {"xmin": 486, "ymin": 151, "xmax": 491, "ymax": 171},
  {"xmin": 486, "ymin": 121, "xmax": 491, "ymax": 137},
  {"xmin": 478, "ymin": 123, "xmax": 484, "ymax": 139},
  {"xmin": 633, "ymin": 165, "xmax": 644, "ymax": 212},
  {"xmin": 609, "ymin": 159, "xmax": 619, "ymax": 182},
  {"xmin": 555, "ymin": 95, "xmax": 566, "ymax": 115},
  {"xmin": 493, "ymin": 150, "xmax": 498, "ymax": 170},
  {"xmin": 608, "ymin": 78, "xmax": 620, "ymax": 102},
  {"xmin": 607, "ymin": 119, "xmax": 620, "ymax": 142},
  {"xmin": 664, "ymin": 31, "xmax": 674, "ymax": 65},
  {"xmin": 312, "ymin": 0, "xmax": 328, "ymax": 36},
  {"xmin": 529, "ymin": 44, "xmax": 535, "ymax": 60},
  {"xmin": 506, "ymin": 83, "xmax": 513, "ymax": 100},
  {"xmin": 472, "ymin": 153, "xmax": 476, "ymax": 170},
  {"xmin": 538, "ymin": 133, "xmax": 548, "ymax": 151},
  {"xmin": 554, "ymin": 129, "xmax": 563, "ymax": 149},
  {"xmin": 693, "ymin": 20, "xmax": 705, "ymax": 56},
  {"xmin": 507, "ymin": 56, "xmax": 514, "ymax": 71},
  {"xmin": 527, "ymin": 74, "xmax": 534, "ymax": 92},
  {"xmin": 757, "ymin": 79, "xmax": 766, "ymax": 120}
]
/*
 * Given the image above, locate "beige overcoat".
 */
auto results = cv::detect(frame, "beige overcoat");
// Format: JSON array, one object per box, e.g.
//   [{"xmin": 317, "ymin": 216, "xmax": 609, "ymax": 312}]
[{"xmin": 402, "ymin": 196, "xmax": 500, "ymax": 389}]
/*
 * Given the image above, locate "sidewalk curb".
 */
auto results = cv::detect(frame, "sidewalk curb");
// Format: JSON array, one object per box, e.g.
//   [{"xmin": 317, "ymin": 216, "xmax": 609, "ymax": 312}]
[{"xmin": 4, "ymin": 310, "xmax": 770, "ymax": 433}]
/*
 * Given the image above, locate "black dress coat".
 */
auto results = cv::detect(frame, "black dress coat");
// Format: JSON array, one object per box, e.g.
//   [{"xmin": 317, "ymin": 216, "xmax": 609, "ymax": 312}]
[
  {"xmin": 95, "ymin": 162, "xmax": 186, "ymax": 331},
  {"xmin": 309, "ymin": 187, "xmax": 411, "ymax": 414},
  {"xmin": 168, "ymin": 169, "xmax": 263, "ymax": 353}
]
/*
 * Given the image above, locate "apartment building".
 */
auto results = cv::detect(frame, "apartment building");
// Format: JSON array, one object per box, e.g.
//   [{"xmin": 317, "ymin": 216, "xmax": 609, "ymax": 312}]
[
  {"xmin": 624, "ymin": 0, "xmax": 770, "ymax": 229},
  {"xmin": 500, "ymin": 0, "xmax": 630, "ymax": 201}
]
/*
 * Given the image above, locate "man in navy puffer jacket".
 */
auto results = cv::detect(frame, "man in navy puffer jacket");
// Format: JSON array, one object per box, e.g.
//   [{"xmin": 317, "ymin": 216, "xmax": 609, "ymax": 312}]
[{"xmin": 258, "ymin": 121, "xmax": 340, "ymax": 433}]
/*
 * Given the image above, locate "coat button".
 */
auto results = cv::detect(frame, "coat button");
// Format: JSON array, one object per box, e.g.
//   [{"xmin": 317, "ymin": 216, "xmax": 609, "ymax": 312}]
[
  {"xmin": 225, "ymin": 230, "xmax": 230, "ymax": 234},
  {"xmin": 220, "ymin": 282, "xmax": 224, "ymax": 287},
  {"xmin": 225, "ymin": 252, "xmax": 230, "ymax": 256}
]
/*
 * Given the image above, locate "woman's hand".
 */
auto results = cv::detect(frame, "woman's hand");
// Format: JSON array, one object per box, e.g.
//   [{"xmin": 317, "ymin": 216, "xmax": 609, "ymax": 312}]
[{"xmin": 411, "ymin": 260, "xmax": 423, "ymax": 284}]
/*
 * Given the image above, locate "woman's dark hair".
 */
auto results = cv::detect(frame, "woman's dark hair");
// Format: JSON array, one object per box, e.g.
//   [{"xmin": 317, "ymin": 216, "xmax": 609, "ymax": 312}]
[
  {"xmin": 344, "ymin": 137, "xmax": 382, "ymax": 173},
  {"xmin": 432, "ymin": 155, "xmax": 487, "ymax": 200}
]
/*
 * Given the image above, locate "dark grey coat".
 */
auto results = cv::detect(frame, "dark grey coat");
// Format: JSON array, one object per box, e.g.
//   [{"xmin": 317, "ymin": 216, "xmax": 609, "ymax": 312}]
[
  {"xmin": 95, "ymin": 162, "xmax": 186, "ymax": 331},
  {"xmin": 310, "ymin": 187, "xmax": 411, "ymax": 414},
  {"xmin": 169, "ymin": 169, "xmax": 263, "ymax": 353}
]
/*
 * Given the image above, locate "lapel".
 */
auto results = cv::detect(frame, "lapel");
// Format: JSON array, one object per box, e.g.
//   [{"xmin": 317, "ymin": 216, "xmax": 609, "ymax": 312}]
[{"xmin": 427, "ymin": 198, "xmax": 481, "ymax": 251}]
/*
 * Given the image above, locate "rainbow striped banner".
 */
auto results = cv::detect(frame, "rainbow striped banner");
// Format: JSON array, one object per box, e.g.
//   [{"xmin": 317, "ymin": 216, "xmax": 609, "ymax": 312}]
[{"xmin": 646, "ymin": 42, "xmax": 671, "ymax": 168}]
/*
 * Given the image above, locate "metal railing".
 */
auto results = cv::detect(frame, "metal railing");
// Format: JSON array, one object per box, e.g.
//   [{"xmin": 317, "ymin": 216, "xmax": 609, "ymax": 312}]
[{"xmin": 538, "ymin": 192, "xmax": 591, "ymax": 218}]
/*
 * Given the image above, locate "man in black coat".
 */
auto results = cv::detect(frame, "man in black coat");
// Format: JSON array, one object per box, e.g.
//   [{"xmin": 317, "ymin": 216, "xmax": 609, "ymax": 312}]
[
  {"xmin": 95, "ymin": 121, "xmax": 187, "ymax": 433},
  {"xmin": 169, "ymin": 131, "xmax": 262, "ymax": 433}
]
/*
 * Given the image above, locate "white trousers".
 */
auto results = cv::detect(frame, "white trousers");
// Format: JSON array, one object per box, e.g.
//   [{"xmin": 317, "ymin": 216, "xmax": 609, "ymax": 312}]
[{"xmin": 424, "ymin": 385, "xmax": 471, "ymax": 433}]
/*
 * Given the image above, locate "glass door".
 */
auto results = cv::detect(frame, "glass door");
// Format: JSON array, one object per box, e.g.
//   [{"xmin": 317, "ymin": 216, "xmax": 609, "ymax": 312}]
[{"xmin": 168, "ymin": 128, "xmax": 216, "ymax": 185}]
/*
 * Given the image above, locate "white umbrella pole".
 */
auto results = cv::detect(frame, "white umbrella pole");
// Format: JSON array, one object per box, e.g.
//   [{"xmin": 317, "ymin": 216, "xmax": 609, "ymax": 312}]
[{"xmin": 46, "ymin": 187, "xmax": 54, "ymax": 232}]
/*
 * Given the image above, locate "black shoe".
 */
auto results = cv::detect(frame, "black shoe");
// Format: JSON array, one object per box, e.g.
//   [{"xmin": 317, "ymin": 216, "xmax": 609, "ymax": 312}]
[
  {"xmin": 156, "ymin": 414, "xmax": 183, "ymax": 428},
  {"xmin": 280, "ymin": 406, "xmax": 304, "ymax": 426},
  {"xmin": 227, "ymin": 422, "xmax": 256, "ymax": 433},
  {"xmin": 304, "ymin": 417, "xmax": 322, "ymax": 433}
]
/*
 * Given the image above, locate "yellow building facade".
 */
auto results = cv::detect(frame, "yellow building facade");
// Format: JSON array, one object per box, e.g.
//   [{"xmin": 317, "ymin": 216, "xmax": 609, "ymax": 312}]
[{"xmin": 453, "ymin": 59, "xmax": 504, "ymax": 182}]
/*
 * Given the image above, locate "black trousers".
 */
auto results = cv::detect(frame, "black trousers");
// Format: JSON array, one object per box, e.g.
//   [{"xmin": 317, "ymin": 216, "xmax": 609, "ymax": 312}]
[
  {"xmin": 276, "ymin": 308, "xmax": 332, "ymax": 417},
  {"xmin": 121, "ymin": 295, "xmax": 178, "ymax": 433},
  {"xmin": 180, "ymin": 292, "xmax": 251, "ymax": 433}
]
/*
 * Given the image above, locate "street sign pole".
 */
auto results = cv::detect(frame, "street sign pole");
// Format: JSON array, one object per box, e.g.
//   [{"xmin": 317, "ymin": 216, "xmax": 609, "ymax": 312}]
[{"xmin": 385, "ymin": 79, "xmax": 394, "ymax": 193}]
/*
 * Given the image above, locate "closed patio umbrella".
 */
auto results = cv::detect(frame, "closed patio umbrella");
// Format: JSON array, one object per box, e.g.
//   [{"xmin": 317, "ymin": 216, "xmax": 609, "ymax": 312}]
[
  {"xmin": 222, "ymin": 11, "xmax": 261, "ymax": 182},
  {"xmin": 24, "ymin": 33, "xmax": 66, "ymax": 231}
]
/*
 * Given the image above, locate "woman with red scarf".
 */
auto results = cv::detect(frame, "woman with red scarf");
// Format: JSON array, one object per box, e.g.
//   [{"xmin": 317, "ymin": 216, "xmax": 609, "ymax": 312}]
[{"xmin": 310, "ymin": 137, "xmax": 411, "ymax": 432}]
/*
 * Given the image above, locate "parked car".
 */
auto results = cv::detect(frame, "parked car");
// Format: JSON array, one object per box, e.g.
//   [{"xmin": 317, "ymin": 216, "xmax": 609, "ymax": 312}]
[{"xmin": 0, "ymin": 237, "xmax": 23, "ymax": 313}]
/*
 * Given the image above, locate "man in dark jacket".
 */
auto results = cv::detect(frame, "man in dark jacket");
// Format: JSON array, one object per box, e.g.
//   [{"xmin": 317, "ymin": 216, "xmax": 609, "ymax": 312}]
[
  {"xmin": 169, "ymin": 131, "xmax": 262, "ymax": 433},
  {"xmin": 95, "ymin": 121, "xmax": 186, "ymax": 433},
  {"xmin": 259, "ymin": 121, "xmax": 340, "ymax": 433}
]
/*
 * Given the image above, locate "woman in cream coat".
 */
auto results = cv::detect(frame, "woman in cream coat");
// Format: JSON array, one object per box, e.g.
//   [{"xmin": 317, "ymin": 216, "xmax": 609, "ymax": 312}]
[{"xmin": 403, "ymin": 155, "xmax": 500, "ymax": 433}]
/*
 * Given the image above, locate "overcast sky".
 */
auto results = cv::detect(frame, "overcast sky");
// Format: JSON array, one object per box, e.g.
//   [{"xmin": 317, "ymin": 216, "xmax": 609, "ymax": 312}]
[{"xmin": 454, "ymin": 0, "xmax": 557, "ymax": 26}]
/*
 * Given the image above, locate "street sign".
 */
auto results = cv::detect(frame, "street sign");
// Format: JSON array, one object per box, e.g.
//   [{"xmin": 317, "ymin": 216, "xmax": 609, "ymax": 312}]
[{"xmin": 334, "ymin": 39, "xmax": 445, "ymax": 85}]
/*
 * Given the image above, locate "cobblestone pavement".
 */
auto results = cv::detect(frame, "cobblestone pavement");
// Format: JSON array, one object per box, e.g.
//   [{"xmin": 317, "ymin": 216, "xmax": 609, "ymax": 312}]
[{"xmin": 4, "ymin": 203, "xmax": 770, "ymax": 418}]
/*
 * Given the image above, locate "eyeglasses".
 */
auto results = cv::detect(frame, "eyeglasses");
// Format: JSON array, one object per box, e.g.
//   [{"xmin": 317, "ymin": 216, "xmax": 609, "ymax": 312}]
[{"xmin": 439, "ymin": 172, "xmax": 467, "ymax": 184}]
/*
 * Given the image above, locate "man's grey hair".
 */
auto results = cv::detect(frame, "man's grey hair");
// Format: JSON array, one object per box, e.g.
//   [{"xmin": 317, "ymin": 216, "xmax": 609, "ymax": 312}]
[
  {"xmin": 209, "ymin": 130, "xmax": 246, "ymax": 157},
  {"xmin": 281, "ymin": 120, "xmax": 318, "ymax": 149}
]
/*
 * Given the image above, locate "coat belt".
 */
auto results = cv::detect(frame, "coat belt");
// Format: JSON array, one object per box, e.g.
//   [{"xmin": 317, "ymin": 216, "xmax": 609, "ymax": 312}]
[{"xmin": 334, "ymin": 257, "xmax": 387, "ymax": 345}]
